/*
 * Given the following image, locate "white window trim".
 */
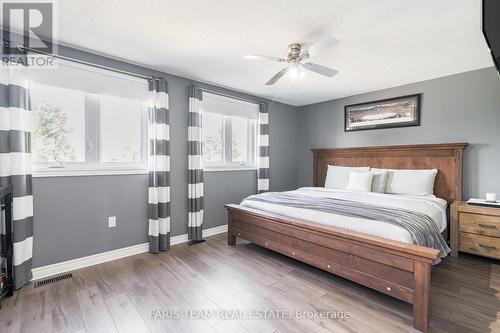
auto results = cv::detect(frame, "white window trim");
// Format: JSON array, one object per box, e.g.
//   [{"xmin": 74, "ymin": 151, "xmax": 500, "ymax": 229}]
[
  {"xmin": 32, "ymin": 168, "xmax": 149, "ymax": 178},
  {"xmin": 202, "ymin": 114, "xmax": 257, "ymax": 171},
  {"xmin": 200, "ymin": 92, "xmax": 259, "ymax": 171},
  {"xmin": 30, "ymin": 59, "xmax": 149, "ymax": 176},
  {"xmin": 31, "ymin": 94, "xmax": 149, "ymax": 176},
  {"xmin": 203, "ymin": 167, "xmax": 258, "ymax": 172}
]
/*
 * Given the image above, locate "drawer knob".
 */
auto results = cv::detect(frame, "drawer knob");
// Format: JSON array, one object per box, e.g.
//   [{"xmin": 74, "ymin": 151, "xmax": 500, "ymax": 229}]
[
  {"xmin": 386, "ymin": 287, "xmax": 391, "ymax": 291},
  {"xmin": 479, "ymin": 244, "xmax": 497, "ymax": 250},
  {"xmin": 478, "ymin": 224, "xmax": 496, "ymax": 229}
]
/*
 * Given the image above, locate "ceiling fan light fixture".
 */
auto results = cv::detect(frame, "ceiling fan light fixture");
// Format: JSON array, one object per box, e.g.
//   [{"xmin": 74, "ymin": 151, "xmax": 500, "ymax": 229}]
[
  {"xmin": 288, "ymin": 66, "xmax": 300, "ymax": 79},
  {"xmin": 288, "ymin": 63, "xmax": 304, "ymax": 79}
]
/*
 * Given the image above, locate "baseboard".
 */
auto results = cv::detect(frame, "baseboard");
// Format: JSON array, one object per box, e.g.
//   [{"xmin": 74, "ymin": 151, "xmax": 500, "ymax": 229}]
[{"xmin": 31, "ymin": 224, "xmax": 228, "ymax": 281}]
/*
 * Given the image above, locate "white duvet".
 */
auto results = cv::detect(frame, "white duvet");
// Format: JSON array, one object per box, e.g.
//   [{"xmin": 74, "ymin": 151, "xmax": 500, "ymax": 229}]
[{"xmin": 240, "ymin": 187, "xmax": 448, "ymax": 245}]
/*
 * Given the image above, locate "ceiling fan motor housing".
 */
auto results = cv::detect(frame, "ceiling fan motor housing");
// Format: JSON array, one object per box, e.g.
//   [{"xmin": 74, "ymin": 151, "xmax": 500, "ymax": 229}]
[{"xmin": 287, "ymin": 43, "xmax": 301, "ymax": 62}]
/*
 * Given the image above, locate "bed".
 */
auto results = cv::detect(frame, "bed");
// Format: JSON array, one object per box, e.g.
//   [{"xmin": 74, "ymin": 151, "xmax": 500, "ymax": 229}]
[{"xmin": 225, "ymin": 143, "xmax": 467, "ymax": 332}]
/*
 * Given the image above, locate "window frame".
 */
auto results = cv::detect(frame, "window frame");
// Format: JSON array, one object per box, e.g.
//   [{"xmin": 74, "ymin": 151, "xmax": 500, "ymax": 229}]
[
  {"xmin": 201, "ymin": 105, "xmax": 258, "ymax": 171},
  {"xmin": 31, "ymin": 87, "xmax": 149, "ymax": 177},
  {"xmin": 223, "ymin": 115, "xmax": 257, "ymax": 168},
  {"xmin": 98, "ymin": 94, "xmax": 149, "ymax": 168}
]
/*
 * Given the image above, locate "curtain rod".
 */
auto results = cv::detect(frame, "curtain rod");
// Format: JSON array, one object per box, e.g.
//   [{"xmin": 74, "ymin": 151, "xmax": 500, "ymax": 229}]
[
  {"xmin": 199, "ymin": 87, "xmax": 265, "ymax": 106},
  {"xmin": 17, "ymin": 45, "xmax": 152, "ymax": 80}
]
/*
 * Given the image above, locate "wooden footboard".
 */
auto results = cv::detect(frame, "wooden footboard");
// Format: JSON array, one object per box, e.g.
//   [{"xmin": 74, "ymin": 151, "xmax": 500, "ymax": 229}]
[{"xmin": 226, "ymin": 204, "xmax": 440, "ymax": 332}]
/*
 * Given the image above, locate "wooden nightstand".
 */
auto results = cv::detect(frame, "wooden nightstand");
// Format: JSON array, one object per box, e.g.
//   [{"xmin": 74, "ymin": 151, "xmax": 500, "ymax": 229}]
[{"xmin": 451, "ymin": 201, "xmax": 500, "ymax": 259}]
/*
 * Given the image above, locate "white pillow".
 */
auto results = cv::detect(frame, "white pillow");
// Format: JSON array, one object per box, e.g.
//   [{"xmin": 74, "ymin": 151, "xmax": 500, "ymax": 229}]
[
  {"xmin": 324, "ymin": 165, "xmax": 370, "ymax": 189},
  {"xmin": 383, "ymin": 169, "xmax": 438, "ymax": 196},
  {"xmin": 346, "ymin": 171, "xmax": 374, "ymax": 192},
  {"xmin": 370, "ymin": 169, "xmax": 389, "ymax": 193}
]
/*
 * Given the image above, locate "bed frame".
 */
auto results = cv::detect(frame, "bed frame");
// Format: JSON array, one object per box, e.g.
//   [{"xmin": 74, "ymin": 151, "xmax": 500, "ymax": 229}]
[{"xmin": 225, "ymin": 143, "xmax": 467, "ymax": 332}]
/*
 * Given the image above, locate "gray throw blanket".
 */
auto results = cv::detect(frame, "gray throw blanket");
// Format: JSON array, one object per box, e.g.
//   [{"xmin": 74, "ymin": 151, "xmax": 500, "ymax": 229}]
[{"xmin": 244, "ymin": 192, "xmax": 450, "ymax": 262}]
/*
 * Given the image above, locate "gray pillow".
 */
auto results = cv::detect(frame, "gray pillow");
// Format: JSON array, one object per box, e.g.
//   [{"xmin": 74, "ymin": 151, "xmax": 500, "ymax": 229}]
[{"xmin": 370, "ymin": 169, "xmax": 389, "ymax": 193}]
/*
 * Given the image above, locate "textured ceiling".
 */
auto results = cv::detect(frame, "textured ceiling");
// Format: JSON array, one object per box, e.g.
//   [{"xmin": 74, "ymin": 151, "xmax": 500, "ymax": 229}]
[{"xmin": 48, "ymin": 0, "xmax": 493, "ymax": 106}]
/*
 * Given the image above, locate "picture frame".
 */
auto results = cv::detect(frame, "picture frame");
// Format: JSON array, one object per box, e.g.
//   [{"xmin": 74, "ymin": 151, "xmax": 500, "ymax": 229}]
[{"xmin": 344, "ymin": 94, "xmax": 421, "ymax": 132}]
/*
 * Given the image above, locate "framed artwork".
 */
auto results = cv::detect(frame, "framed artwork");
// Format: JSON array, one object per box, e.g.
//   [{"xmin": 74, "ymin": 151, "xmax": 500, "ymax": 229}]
[{"xmin": 344, "ymin": 94, "xmax": 421, "ymax": 132}]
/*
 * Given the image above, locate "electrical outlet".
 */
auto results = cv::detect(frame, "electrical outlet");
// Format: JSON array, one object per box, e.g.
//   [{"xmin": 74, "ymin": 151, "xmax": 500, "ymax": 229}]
[{"xmin": 108, "ymin": 216, "xmax": 116, "ymax": 228}]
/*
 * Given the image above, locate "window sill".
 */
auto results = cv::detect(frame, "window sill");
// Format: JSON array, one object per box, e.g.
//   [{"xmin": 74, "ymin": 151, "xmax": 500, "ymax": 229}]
[
  {"xmin": 32, "ymin": 169, "xmax": 149, "ymax": 178},
  {"xmin": 203, "ymin": 167, "xmax": 258, "ymax": 172}
]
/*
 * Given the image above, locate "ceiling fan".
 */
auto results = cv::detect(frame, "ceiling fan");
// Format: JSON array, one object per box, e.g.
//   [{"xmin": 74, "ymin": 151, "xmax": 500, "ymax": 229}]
[{"xmin": 244, "ymin": 35, "xmax": 339, "ymax": 85}]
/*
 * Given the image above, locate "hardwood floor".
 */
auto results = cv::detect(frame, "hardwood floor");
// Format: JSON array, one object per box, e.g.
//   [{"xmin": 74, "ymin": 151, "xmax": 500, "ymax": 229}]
[{"xmin": 1, "ymin": 233, "xmax": 499, "ymax": 333}]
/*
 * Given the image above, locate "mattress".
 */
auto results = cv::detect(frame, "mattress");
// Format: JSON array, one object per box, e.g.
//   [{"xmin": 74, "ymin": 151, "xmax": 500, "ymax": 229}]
[{"xmin": 240, "ymin": 187, "xmax": 448, "ymax": 245}]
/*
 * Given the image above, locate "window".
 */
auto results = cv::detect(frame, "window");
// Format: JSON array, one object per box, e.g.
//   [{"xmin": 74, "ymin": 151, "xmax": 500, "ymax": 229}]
[
  {"xmin": 31, "ymin": 84, "xmax": 87, "ymax": 163},
  {"xmin": 200, "ymin": 92, "xmax": 258, "ymax": 170},
  {"xmin": 29, "ymin": 60, "xmax": 149, "ymax": 175},
  {"xmin": 202, "ymin": 112, "xmax": 223, "ymax": 164},
  {"xmin": 101, "ymin": 95, "xmax": 143, "ymax": 163}
]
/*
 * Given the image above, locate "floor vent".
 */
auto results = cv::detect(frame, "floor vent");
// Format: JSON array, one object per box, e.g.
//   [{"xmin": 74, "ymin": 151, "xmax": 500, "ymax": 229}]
[{"xmin": 33, "ymin": 273, "xmax": 73, "ymax": 288}]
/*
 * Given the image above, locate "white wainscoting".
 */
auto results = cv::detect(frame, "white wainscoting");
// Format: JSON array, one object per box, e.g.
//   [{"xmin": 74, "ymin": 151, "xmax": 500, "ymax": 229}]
[{"xmin": 31, "ymin": 224, "xmax": 228, "ymax": 281}]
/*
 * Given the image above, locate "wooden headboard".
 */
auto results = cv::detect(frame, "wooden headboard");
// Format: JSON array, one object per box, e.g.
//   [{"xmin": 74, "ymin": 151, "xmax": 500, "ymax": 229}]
[{"xmin": 312, "ymin": 143, "xmax": 468, "ymax": 204}]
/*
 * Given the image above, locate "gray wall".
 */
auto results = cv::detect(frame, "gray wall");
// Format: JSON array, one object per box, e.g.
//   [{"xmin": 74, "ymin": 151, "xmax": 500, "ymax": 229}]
[
  {"xmin": 296, "ymin": 67, "xmax": 500, "ymax": 200},
  {"xmin": 32, "ymin": 45, "xmax": 300, "ymax": 267}
]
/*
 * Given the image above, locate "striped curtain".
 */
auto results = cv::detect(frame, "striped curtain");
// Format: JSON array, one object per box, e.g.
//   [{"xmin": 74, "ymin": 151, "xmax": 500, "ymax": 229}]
[
  {"xmin": 147, "ymin": 78, "xmax": 170, "ymax": 253},
  {"xmin": 258, "ymin": 103, "xmax": 269, "ymax": 193},
  {"xmin": 188, "ymin": 85, "xmax": 203, "ymax": 241},
  {"xmin": 0, "ymin": 65, "xmax": 33, "ymax": 288}
]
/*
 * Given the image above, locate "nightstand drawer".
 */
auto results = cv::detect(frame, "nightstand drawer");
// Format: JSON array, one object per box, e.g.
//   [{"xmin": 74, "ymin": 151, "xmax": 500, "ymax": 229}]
[
  {"xmin": 459, "ymin": 233, "xmax": 500, "ymax": 259},
  {"xmin": 459, "ymin": 213, "xmax": 500, "ymax": 238}
]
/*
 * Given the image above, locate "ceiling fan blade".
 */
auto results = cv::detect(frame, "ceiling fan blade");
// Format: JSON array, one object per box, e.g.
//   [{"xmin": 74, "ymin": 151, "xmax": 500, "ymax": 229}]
[
  {"xmin": 303, "ymin": 62, "xmax": 338, "ymax": 77},
  {"xmin": 265, "ymin": 67, "xmax": 289, "ymax": 85},
  {"xmin": 243, "ymin": 54, "xmax": 286, "ymax": 62},
  {"xmin": 301, "ymin": 35, "xmax": 338, "ymax": 59}
]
